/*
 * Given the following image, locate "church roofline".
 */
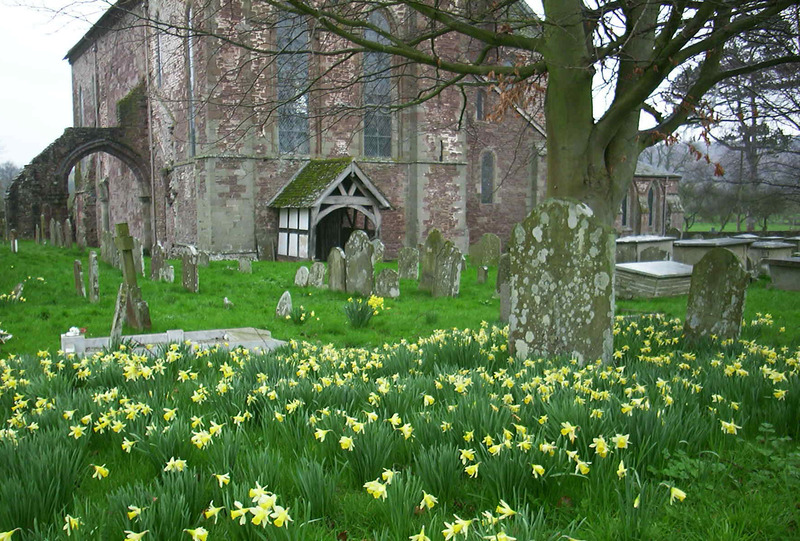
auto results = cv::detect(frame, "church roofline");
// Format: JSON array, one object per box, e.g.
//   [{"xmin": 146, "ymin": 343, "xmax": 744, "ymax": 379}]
[{"xmin": 65, "ymin": 0, "xmax": 143, "ymax": 64}]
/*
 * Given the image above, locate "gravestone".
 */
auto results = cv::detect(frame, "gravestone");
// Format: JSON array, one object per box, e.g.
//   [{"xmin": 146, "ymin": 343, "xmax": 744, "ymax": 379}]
[
  {"xmin": 508, "ymin": 199, "xmax": 615, "ymax": 364},
  {"xmin": 419, "ymin": 229, "xmax": 445, "ymax": 292},
  {"xmin": 308, "ymin": 262, "xmax": 326, "ymax": 288},
  {"xmin": 40, "ymin": 214, "xmax": 46, "ymax": 244},
  {"xmin": 182, "ymin": 246, "xmax": 200, "ymax": 293},
  {"xmin": 239, "ymin": 258, "xmax": 252, "ymax": 274},
  {"xmin": 9, "ymin": 229, "xmax": 17, "ymax": 254},
  {"xmin": 328, "ymin": 247, "xmax": 346, "ymax": 292},
  {"xmin": 640, "ymin": 246, "xmax": 671, "ymax": 262},
  {"xmin": 276, "ymin": 291, "xmax": 292, "ymax": 318},
  {"xmin": 73, "ymin": 260, "xmax": 86, "ymax": 297},
  {"xmin": 54, "ymin": 220, "xmax": 64, "ymax": 248},
  {"xmin": 115, "ymin": 223, "xmax": 151, "ymax": 330},
  {"xmin": 133, "ymin": 237, "xmax": 144, "ymax": 276},
  {"xmin": 469, "ymin": 233, "xmax": 502, "ymax": 267},
  {"xmin": 88, "ymin": 251, "xmax": 100, "ymax": 303},
  {"xmin": 64, "ymin": 218, "xmax": 73, "ymax": 249},
  {"xmin": 398, "ymin": 247, "xmax": 419, "ymax": 280},
  {"xmin": 432, "ymin": 241, "xmax": 463, "ymax": 297},
  {"xmin": 294, "ymin": 266, "xmax": 310, "ymax": 287},
  {"xmin": 477, "ymin": 266, "xmax": 488, "ymax": 284},
  {"xmin": 198, "ymin": 251, "xmax": 210, "ymax": 267},
  {"xmin": 374, "ymin": 268, "xmax": 400, "ymax": 298},
  {"xmin": 110, "ymin": 283, "xmax": 128, "ymax": 344},
  {"xmin": 49, "ymin": 217, "xmax": 56, "ymax": 246},
  {"xmin": 495, "ymin": 253, "xmax": 510, "ymax": 294},
  {"xmin": 34, "ymin": 224, "xmax": 40, "ymax": 244},
  {"xmin": 370, "ymin": 238, "xmax": 385, "ymax": 265},
  {"xmin": 684, "ymin": 248, "xmax": 748, "ymax": 343},
  {"xmin": 163, "ymin": 265, "xmax": 175, "ymax": 283},
  {"xmin": 499, "ymin": 283, "xmax": 511, "ymax": 323},
  {"xmin": 150, "ymin": 242, "xmax": 166, "ymax": 281},
  {"xmin": 345, "ymin": 230, "xmax": 374, "ymax": 296}
]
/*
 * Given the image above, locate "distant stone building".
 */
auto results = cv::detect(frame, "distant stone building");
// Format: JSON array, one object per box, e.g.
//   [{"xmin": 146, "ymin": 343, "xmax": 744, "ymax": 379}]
[
  {"xmin": 617, "ymin": 163, "xmax": 684, "ymax": 237},
  {"xmin": 5, "ymin": 1, "xmax": 680, "ymax": 255}
]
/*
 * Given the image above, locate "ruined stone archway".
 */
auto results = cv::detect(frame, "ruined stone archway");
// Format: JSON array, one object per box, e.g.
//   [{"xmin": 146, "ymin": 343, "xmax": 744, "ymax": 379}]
[{"xmin": 4, "ymin": 127, "xmax": 150, "ymax": 246}]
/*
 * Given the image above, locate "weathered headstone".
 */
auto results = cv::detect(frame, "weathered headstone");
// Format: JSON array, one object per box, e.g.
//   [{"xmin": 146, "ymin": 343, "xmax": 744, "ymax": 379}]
[
  {"xmin": 64, "ymin": 219, "xmax": 73, "ymax": 249},
  {"xmin": 150, "ymin": 242, "xmax": 166, "ymax": 281},
  {"xmin": 374, "ymin": 268, "xmax": 400, "ymax": 298},
  {"xmin": 115, "ymin": 223, "xmax": 151, "ymax": 330},
  {"xmin": 73, "ymin": 260, "xmax": 86, "ymax": 297},
  {"xmin": 294, "ymin": 266, "xmax": 310, "ymax": 287},
  {"xmin": 398, "ymin": 247, "xmax": 419, "ymax": 280},
  {"xmin": 477, "ymin": 266, "xmax": 488, "ymax": 284},
  {"xmin": 49, "ymin": 217, "xmax": 56, "ymax": 246},
  {"xmin": 508, "ymin": 199, "xmax": 615, "ymax": 364},
  {"xmin": 40, "ymin": 214, "xmax": 46, "ymax": 245},
  {"xmin": 370, "ymin": 238, "xmax": 385, "ymax": 265},
  {"xmin": 499, "ymin": 282, "xmax": 511, "ymax": 323},
  {"xmin": 133, "ymin": 237, "xmax": 144, "ymax": 276},
  {"xmin": 9, "ymin": 229, "xmax": 17, "ymax": 254},
  {"xmin": 308, "ymin": 262, "xmax": 326, "ymax": 288},
  {"xmin": 54, "ymin": 220, "xmax": 64, "ymax": 248},
  {"xmin": 684, "ymin": 248, "xmax": 749, "ymax": 343},
  {"xmin": 345, "ymin": 230, "xmax": 374, "ymax": 296},
  {"xmin": 469, "ymin": 233, "xmax": 502, "ymax": 267},
  {"xmin": 110, "ymin": 283, "xmax": 128, "ymax": 344},
  {"xmin": 34, "ymin": 224, "xmax": 40, "ymax": 244},
  {"xmin": 432, "ymin": 241, "xmax": 463, "ymax": 297},
  {"xmin": 198, "ymin": 251, "xmax": 210, "ymax": 267},
  {"xmin": 328, "ymin": 247, "xmax": 346, "ymax": 292},
  {"xmin": 163, "ymin": 265, "xmax": 175, "ymax": 283},
  {"xmin": 276, "ymin": 290, "xmax": 292, "ymax": 318},
  {"xmin": 495, "ymin": 253, "xmax": 510, "ymax": 295},
  {"xmin": 88, "ymin": 251, "xmax": 100, "ymax": 303},
  {"xmin": 182, "ymin": 246, "xmax": 200, "ymax": 293},
  {"xmin": 419, "ymin": 229, "xmax": 445, "ymax": 292},
  {"xmin": 238, "ymin": 258, "xmax": 252, "ymax": 274}
]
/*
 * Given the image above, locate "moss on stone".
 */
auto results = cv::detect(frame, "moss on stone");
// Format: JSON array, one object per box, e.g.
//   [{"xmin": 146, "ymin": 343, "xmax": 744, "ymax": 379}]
[{"xmin": 271, "ymin": 157, "xmax": 353, "ymax": 208}]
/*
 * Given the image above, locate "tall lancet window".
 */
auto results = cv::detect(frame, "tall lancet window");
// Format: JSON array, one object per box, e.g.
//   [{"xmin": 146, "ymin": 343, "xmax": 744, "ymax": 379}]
[
  {"xmin": 363, "ymin": 11, "xmax": 392, "ymax": 157},
  {"xmin": 277, "ymin": 13, "xmax": 310, "ymax": 154}
]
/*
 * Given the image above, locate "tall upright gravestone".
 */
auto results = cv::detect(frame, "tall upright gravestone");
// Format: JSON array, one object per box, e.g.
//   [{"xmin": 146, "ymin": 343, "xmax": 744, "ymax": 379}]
[
  {"xmin": 433, "ymin": 241, "xmax": 463, "ymax": 297},
  {"xmin": 469, "ymin": 233, "xmax": 502, "ymax": 267},
  {"xmin": 419, "ymin": 229, "xmax": 445, "ymax": 292},
  {"xmin": 150, "ymin": 242, "xmax": 166, "ymax": 281},
  {"xmin": 114, "ymin": 223, "xmax": 151, "ymax": 330},
  {"xmin": 345, "ymin": 230, "xmax": 374, "ymax": 296},
  {"xmin": 182, "ymin": 246, "xmax": 200, "ymax": 293},
  {"xmin": 328, "ymin": 247, "xmax": 346, "ymax": 292},
  {"xmin": 398, "ymin": 247, "xmax": 419, "ymax": 280},
  {"xmin": 73, "ymin": 260, "xmax": 86, "ymax": 297},
  {"xmin": 308, "ymin": 262, "xmax": 326, "ymax": 288},
  {"xmin": 508, "ymin": 199, "xmax": 615, "ymax": 364},
  {"xmin": 88, "ymin": 251, "xmax": 100, "ymax": 303},
  {"xmin": 684, "ymin": 248, "xmax": 748, "ymax": 343}
]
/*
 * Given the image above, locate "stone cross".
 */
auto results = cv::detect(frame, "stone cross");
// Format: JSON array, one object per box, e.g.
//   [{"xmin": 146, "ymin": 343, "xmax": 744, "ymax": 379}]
[
  {"xmin": 684, "ymin": 248, "xmax": 749, "ymax": 343},
  {"xmin": 432, "ymin": 241, "xmax": 463, "ymax": 297},
  {"xmin": 328, "ymin": 247, "xmax": 346, "ymax": 292},
  {"xmin": 74, "ymin": 260, "xmax": 86, "ymax": 297},
  {"xmin": 375, "ymin": 268, "xmax": 400, "ymax": 298},
  {"xmin": 114, "ymin": 223, "xmax": 151, "ymax": 330},
  {"xmin": 508, "ymin": 199, "xmax": 614, "ymax": 365},
  {"xmin": 88, "ymin": 251, "xmax": 100, "ymax": 303},
  {"xmin": 398, "ymin": 247, "xmax": 419, "ymax": 280},
  {"xmin": 182, "ymin": 246, "xmax": 200, "ymax": 293},
  {"xmin": 345, "ymin": 230, "xmax": 374, "ymax": 296},
  {"xmin": 419, "ymin": 228, "xmax": 444, "ymax": 292}
]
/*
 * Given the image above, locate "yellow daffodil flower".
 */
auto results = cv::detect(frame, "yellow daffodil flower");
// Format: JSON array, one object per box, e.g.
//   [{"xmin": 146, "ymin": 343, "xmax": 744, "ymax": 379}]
[
  {"xmin": 420, "ymin": 491, "xmax": 437, "ymax": 509},
  {"xmin": 124, "ymin": 531, "xmax": 149, "ymax": 541},
  {"xmin": 409, "ymin": 525, "xmax": 431, "ymax": 541},
  {"xmin": 91, "ymin": 464, "xmax": 109, "ymax": 479},
  {"xmin": 183, "ymin": 527, "xmax": 208, "ymax": 541}
]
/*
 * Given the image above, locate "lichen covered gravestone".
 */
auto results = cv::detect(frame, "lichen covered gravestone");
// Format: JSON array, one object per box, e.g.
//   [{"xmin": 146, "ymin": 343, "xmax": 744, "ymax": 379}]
[
  {"xmin": 73, "ymin": 260, "xmax": 86, "ymax": 297},
  {"xmin": 374, "ymin": 268, "xmax": 400, "ymax": 298},
  {"xmin": 370, "ymin": 238, "xmax": 385, "ymax": 265},
  {"xmin": 182, "ymin": 246, "xmax": 200, "ymax": 293},
  {"xmin": 114, "ymin": 223, "xmax": 151, "ymax": 330},
  {"xmin": 88, "ymin": 251, "xmax": 100, "ymax": 303},
  {"xmin": 308, "ymin": 262, "xmax": 326, "ymax": 288},
  {"xmin": 150, "ymin": 242, "xmax": 165, "ymax": 281},
  {"xmin": 508, "ymin": 199, "xmax": 615, "ymax": 364},
  {"xmin": 398, "ymin": 247, "xmax": 419, "ymax": 280},
  {"xmin": 432, "ymin": 241, "xmax": 463, "ymax": 298},
  {"xmin": 477, "ymin": 266, "xmax": 488, "ymax": 284},
  {"xmin": 345, "ymin": 230, "xmax": 374, "ymax": 296},
  {"xmin": 239, "ymin": 258, "xmax": 252, "ymax": 274},
  {"xmin": 294, "ymin": 266, "xmax": 310, "ymax": 287},
  {"xmin": 328, "ymin": 247, "xmax": 346, "ymax": 292},
  {"xmin": 495, "ymin": 253, "xmax": 510, "ymax": 295},
  {"xmin": 419, "ymin": 229, "xmax": 445, "ymax": 292},
  {"xmin": 469, "ymin": 232, "xmax": 502, "ymax": 267},
  {"xmin": 684, "ymin": 247, "xmax": 749, "ymax": 343},
  {"xmin": 276, "ymin": 291, "xmax": 293, "ymax": 318}
]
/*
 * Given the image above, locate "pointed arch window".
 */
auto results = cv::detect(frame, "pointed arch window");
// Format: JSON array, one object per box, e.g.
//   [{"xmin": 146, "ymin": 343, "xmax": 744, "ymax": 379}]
[
  {"xmin": 363, "ymin": 11, "xmax": 392, "ymax": 158},
  {"xmin": 481, "ymin": 151, "xmax": 495, "ymax": 204},
  {"xmin": 277, "ymin": 13, "xmax": 310, "ymax": 154}
]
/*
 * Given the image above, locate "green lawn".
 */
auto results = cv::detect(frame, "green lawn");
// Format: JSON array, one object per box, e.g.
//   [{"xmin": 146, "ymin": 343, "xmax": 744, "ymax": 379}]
[{"xmin": 685, "ymin": 219, "xmax": 800, "ymax": 233}]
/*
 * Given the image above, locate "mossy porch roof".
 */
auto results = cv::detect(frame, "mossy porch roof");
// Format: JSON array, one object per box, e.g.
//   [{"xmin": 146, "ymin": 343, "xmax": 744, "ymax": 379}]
[{"xmin": 270, "ymin": 157, "xmax": 354, "ymax": 208}]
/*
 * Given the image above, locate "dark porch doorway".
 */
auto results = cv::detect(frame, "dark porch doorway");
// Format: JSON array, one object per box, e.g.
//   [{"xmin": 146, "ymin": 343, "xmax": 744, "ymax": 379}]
[{"xmin": 314, "ymin": 207, "xmax": 376, "ymax": 260}]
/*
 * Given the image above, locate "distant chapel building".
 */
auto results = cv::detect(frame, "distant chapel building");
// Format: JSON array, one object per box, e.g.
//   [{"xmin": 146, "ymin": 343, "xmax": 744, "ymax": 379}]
[{"xmin": 5, "ymin": 0, "xmax": 681, "ymax": 257}]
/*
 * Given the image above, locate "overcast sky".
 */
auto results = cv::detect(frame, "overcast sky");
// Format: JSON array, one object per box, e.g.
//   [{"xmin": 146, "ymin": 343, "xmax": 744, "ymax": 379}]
[{"xmin": 0, "ymin": 1, "xmax": 100, "ymax": 166}]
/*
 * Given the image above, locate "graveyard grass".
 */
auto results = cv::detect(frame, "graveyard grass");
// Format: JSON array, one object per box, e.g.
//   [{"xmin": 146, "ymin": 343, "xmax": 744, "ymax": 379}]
[{"xmin": 0, "ymin": 242, "xmax": 799, "ymax": 540}]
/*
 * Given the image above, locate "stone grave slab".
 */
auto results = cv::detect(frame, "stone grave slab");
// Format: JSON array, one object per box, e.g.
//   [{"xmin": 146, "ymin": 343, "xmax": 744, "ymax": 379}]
[
  {"xmin": 766, "ymin": 257, "xmax": 800, "ymax": 291},
  {"xmin": 673, "ymin": 237, "xmax": 753, "ymax": 268},
  {"xmin": 749, "ymin": 241, "xmax": 795, "ymax": 275},
  {"xmin": 615, "ymin": 261, "xmax": 693, "ymax": 299},
  {"xmin": 616, "ymin": 235, "xmax": 676, "ymax": 263}
]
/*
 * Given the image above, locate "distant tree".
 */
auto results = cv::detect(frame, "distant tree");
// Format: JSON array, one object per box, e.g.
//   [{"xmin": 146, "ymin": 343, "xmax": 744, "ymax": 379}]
[{"xmin": 0, "ymin": 161, "xmax": 21, "ymax": 194}]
